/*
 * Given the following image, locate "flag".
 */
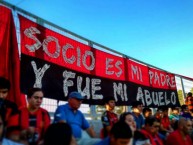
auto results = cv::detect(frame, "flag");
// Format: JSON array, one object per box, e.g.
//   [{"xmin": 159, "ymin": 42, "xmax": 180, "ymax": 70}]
[{"xmin": 0, "ymin": 5, "xmax": 26, "ymax": 108}]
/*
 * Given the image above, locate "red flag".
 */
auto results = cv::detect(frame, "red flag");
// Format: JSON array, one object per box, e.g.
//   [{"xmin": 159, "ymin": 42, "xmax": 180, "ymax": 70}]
[{"xmin": 0, "ymin": 5, "xmax": 26, "ymax": 108}]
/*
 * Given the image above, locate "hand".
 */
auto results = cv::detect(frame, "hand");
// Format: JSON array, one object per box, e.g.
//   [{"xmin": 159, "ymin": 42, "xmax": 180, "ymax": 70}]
[{"xmin": 27, "ymin": 127, "xmax": 36, "ymax": 134}]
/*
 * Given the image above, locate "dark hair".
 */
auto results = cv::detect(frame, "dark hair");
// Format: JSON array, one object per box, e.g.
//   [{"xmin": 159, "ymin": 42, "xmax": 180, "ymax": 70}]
[
  {"xmin": 104, "ymin": 96, "xmax": 115, "ymax": 104},
  {"xmin": 143, "ymin": 107, "xmax": 152, "ymax": 115},
  {"xmin": 0, "ymin": 77, "xmax": 10, "ymax": 90},
  {"xmin": 145, "ymin": 116, "xmax": 160, "ymax": 126},
  {"xmin": 157, "ymin": 106, "xmax": 163, "ymax": 112},
  {"xmin": 119, "ymin": 112, "xmax": 132, "ymax": 122},
  {"xmin": 181, "ymin": 104, "xmax": 188, "ymax": 111},
  {"xmin": 187, "ymin": 92, "xmax": 192, "ymax": 97},
  {"xmin": 27, "ymin": 88, "xmax": 43, "ymax": 98},
  {"xmin": 44, "ymin": 123, "xmax": 73, "ymax": 145},
  {"xmin": 110, "ymin": 121, "xmax": 132, "ymax": 139},
  {"xmin": 162, "ymin": 107, "xmax": 168, "ymax": 112},
  {"xmin": 157, "ymin": 106, "xmax": 168, "ymax": 112},
  {"xmin": 171, "ymin": 106, "xmax": 179, "ymax": 111},
  {"xmin": 6, "ymin": 126, "xmax": 20, "ymax": 137},
  {"xmin": 134, "ymin": 130, "xmax": 148, "ymax": 140},
  {"xmin": 173, "ymin": 120, "xmax": 178, "ymax": 130},
  {"xmin": 132, "ymin": 100, "xmax": 143, "ymax": 108}
]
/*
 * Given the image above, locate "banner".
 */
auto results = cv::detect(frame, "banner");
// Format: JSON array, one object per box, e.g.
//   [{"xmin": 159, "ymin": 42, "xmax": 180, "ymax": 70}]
[
  {"xmin": 0, "ymin": 6, "xmax": 26, "ymax": 107},
  {"xmin": 19, "ymin": 15, "xmax": 180, "ymax": 107}
]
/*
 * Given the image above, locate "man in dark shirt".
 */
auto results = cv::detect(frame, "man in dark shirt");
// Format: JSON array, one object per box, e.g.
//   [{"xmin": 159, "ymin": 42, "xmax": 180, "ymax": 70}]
[
  {"xmin": 140, "ymin": 116, "xmax": 163, "ymax": 145},
  {"xmin": 101, "ymin": 96, "xmax": 119, "ymax": 138}
]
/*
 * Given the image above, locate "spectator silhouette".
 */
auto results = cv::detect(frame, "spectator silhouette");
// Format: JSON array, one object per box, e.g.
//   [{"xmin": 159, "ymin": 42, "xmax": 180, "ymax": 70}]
[
  {"xmin": 166, "ymin": 117, "xmax": 193, "ymax": 145},
  {"xmin": 95, "ymin": 121, "xmax": 132, "ymax": 145},
  {"xmin": 0, "ymin": 111, "xmax": 24, "ymax": 145},
  {"xmin": 44, "ymin": 122, "xmax": 77, "ymax": 145}
]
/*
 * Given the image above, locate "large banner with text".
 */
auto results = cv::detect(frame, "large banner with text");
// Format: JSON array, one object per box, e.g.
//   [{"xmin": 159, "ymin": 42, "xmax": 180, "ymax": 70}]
[{"xmin": 19, "ymin": 15, "xmax": 180, "ymax": 107}]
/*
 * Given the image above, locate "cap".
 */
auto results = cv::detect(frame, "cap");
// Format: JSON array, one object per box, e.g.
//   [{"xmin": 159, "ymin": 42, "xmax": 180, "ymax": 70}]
[{"xmin": 68, "ymin": 91, "xmax": 84, "ymax": 100}]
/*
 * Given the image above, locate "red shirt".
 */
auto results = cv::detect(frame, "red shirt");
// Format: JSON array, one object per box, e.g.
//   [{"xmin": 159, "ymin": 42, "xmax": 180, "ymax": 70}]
[
  {"xmin": 161, "ymin": 116, "xmax": 170, "ymax": 129},
  {"xmin": 19, "ymin": 107, "xmax": 51, "ymax": 141},
  {"xmin": 140, "ymin": 129, "xmax": 164, "ymax": 145},
  {"xmin": 166, "ymin": 130, "xmax": 193, "ymax": 145}
]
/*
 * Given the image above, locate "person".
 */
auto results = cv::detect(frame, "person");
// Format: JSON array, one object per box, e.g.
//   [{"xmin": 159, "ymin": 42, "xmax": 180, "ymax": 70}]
[
  {"xmin": 154, "ymin": 107, "xmax": 163, "ymax": 121},
  {"xmin": 166, "ymin": 117, "xmax": 193, "ymax": 145},
  {"xmin": 101, "ymin": 96, "xmax": 119, "ymax": 138},
  {"xmin": 0, "ymin": 77, "xmax": 19, "ymax": 124},
  {"xmin": 120, "ymin": 112, "xmax": 151, "ymax": 145},
  {"xmin": 119, "ymin": 112, "xmax": 136, "ymax": 133},
  {"xmin": 142, "ymin": 108, "xmax": 152, "ymax": 119},
  {"xmin": 119, "ymin": 112, "xmax": 136, "ymax": 145},
  {"xmin": 185, "ymin": 92, "xmax": 193, "ymax": 110},
  {"xmin": 140, "ymin": 116, "xmax": 164, "ymax": 145},
  {"xmin": 0, "ymin": 112, "xmax": 24, "ymax": 145},
  {"xmin": 159, "ymin": 107, "xmax": 173, "ymax": 136},
  {"xmin": 94, "ymin": 121, "xmax": 132, "ymax": 145},
  {"xmin": 180, "ymin": 105, "xmax": 193, "ymax": 120},
  {"xmin": 186, "ymin": 119, "xmax": 193, "ymax": 142},
  {"xmin": 54, "ymin": 91, "xmax": 100, "ymax": 145},
  {"xmin": 43, "ymin": 122, "xmax": 77, "ymax": 145},
  {"xmin": 19, "ymin": 88, "xmax": 51, "ymax": 145},
  {"xmin": 169, "ymin": 107, "xmax": 180, "ymax": 129},
  {"xmin": 131, "ymin": 101, "xmax": 145, "ymax": 130}
]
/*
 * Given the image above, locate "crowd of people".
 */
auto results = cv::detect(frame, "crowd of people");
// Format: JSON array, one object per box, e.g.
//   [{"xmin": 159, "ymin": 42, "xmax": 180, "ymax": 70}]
[
  {"xmin": 98, "ymin": 96, "xmax": 193, "ymax": 145},
  {"xmin": 0, "ymin": 76, "xmax": 193, "ymax": 145}
]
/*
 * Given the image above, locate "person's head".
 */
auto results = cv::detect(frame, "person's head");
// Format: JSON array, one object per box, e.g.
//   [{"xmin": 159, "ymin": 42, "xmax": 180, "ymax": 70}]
[
  {"xmin": 178, "ymin": 117, "xmax": 193, "ymax": 135},
  {"xmin": 27, "ymin": 88, "xmax": 43, "ymax": 111},
  {"xmin": 120, "ymin": 112, "xmax": 136, "ymax": 132},
  {"xmin": 186, "ymin": 119, "xmax": 193, "ymax": 135},
  {"xmin": 44, "ymin": 122, "xmax": 76, "ymax": 145},
  {"xmin": 171, "ymin": 107, "xmax": 180, "ymax": 115},
  {"xmin": 68, "ymin": 91, "xmax": 84, "ymax": 110},
  {"xmin": 132, "ymin": 101, "xmax": 143, "ymax": 114},
  {"xmin": 162, "ymin": 107, "xmax": 169, "ymax": 117},
  {"xmin": 181, "ymin": 104, "xmax": 189, "ymax": 113},
  {"xmin": 143, "ymin": 107, "xmax": 152, "ymax": 118},
  {"xmin": 187, "ymin": 92, "xmax": 192, "ymax": 97},
  {"xmin": 104, "ymin": 96, "xmax": 116, "ymax": 111},
  {"xmin": 154, "ymin": 107, "xmax": 163, "ymax": 120},
  {"xmin": 0, "ymin": 77, "xmax": 10, "ymax": 100},
  {"xmin": 144, "ymin": 116, "xmax": 160, "ymax": 136},
  {"xmin": 110, "ymin": 121, "xmax": 132, "ymax": 145}
]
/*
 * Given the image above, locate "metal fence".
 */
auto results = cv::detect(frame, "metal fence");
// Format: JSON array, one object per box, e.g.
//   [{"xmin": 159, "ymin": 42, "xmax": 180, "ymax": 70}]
[{"xmin": 1, "ymin": 1, "xmax": 193, "ymax": 121}]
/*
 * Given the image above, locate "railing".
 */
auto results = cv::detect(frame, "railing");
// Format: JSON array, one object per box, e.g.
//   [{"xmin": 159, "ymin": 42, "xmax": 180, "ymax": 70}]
[{"xmin": 1, "ymin": 1, "xmax": 193, "ymax": 120}]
